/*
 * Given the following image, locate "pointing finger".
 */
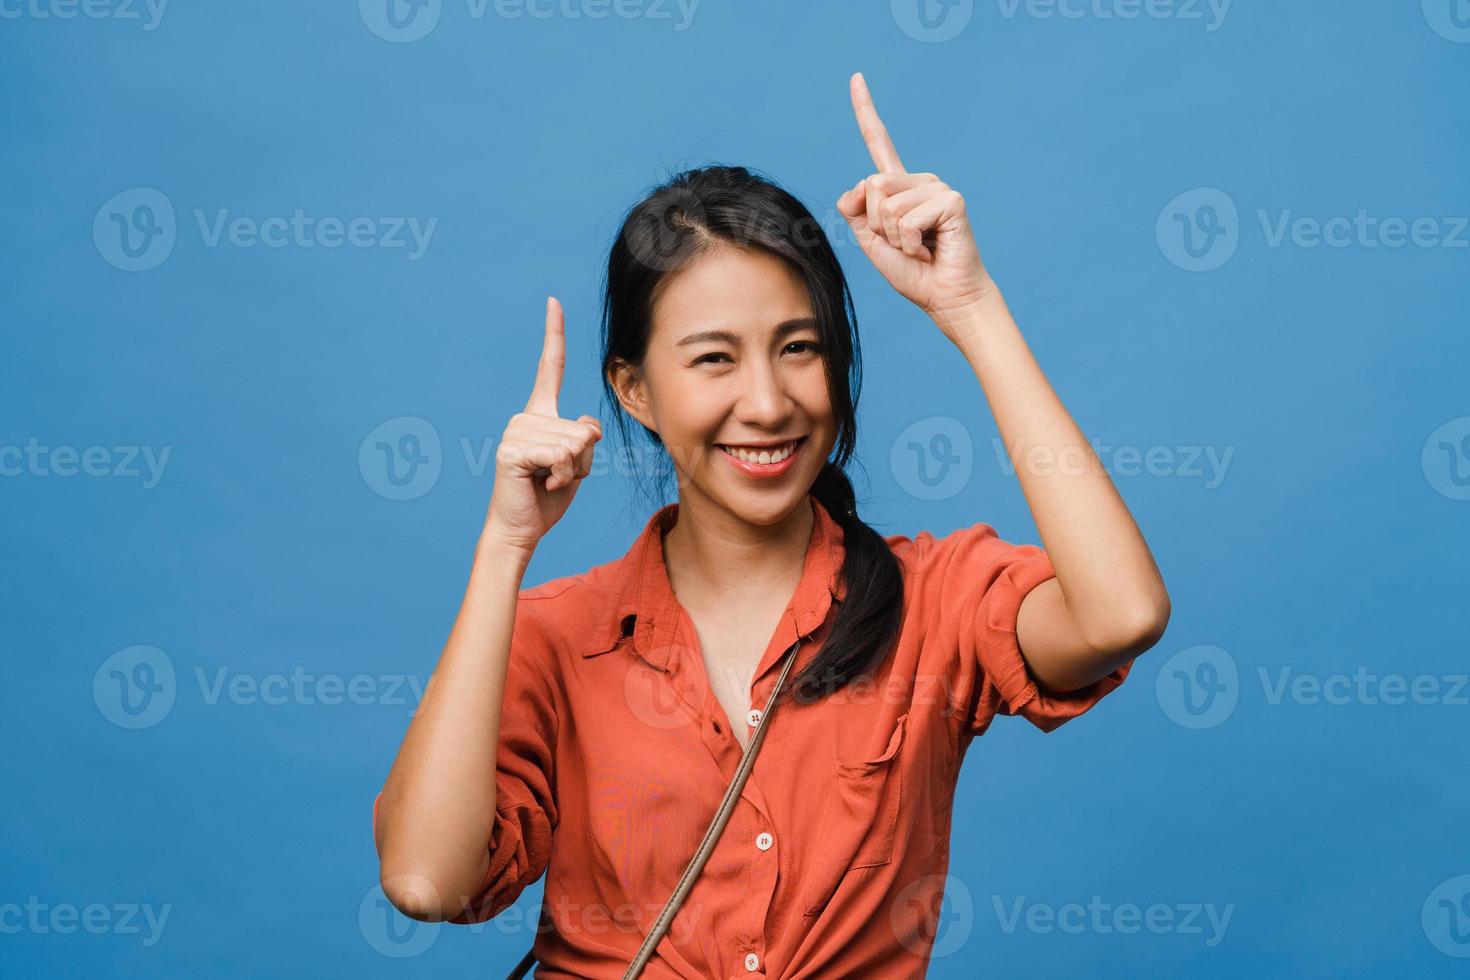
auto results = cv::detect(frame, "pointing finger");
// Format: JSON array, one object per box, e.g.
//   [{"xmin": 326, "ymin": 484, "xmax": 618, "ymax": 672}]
[
  {"xmin": 850, "ymin": 71, "xmax": 906, "ymax": 175},
  {"xmin": 526, "ymin": 295, "xmax": 564, "ymax": 418}
]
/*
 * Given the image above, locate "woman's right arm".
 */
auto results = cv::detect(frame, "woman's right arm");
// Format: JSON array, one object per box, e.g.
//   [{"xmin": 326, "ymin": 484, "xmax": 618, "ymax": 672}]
[
  {"xmin": 373, "ymin": 296, "xmax": 602, "ymax": 921},
  {"xmin": 373, "ymin": 531, "xmax": 533, "ymax": 921}
]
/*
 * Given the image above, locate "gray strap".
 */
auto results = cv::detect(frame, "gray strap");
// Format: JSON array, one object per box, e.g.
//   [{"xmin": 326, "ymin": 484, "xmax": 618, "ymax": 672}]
[{"xmin": 622, "ymin": 637, "xmax": 804, "ymax": 980}]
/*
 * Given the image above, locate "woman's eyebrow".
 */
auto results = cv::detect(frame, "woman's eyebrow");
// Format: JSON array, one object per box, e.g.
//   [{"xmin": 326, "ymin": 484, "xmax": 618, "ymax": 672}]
[{"xmin": 675, "ymin": 317, "xmax": 818, "ymax": 347}]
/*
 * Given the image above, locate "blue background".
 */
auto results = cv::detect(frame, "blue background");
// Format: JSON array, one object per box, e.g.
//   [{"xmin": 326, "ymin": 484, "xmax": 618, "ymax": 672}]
[{"xmin": 3, "ymin": 1, "xmax": 1467, "ymax": 977}]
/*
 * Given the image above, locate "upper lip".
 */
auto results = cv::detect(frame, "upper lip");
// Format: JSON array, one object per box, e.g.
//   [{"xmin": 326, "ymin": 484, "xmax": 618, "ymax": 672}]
[{"xmin": 717, "ymin": 436, "xmax": 806, "ymax": 450}]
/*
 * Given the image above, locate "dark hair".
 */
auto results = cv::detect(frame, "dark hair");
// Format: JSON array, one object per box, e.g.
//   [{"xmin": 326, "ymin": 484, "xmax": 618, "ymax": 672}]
[{"xmin": 597, "ymin": 163, "xmax": 904, "ymax": 707}]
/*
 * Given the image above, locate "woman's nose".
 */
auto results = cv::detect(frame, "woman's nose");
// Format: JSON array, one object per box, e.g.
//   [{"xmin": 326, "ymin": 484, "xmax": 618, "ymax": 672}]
[{"xmin": 734, "ymin": 361, "xmax": 795, "ymax": 426}]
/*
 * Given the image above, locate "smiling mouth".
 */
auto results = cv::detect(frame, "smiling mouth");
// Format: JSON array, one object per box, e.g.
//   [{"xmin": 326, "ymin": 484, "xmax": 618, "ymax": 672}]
[{"xmin": 716, "ymin": 436, "xmax": 806, "ymax": 465}]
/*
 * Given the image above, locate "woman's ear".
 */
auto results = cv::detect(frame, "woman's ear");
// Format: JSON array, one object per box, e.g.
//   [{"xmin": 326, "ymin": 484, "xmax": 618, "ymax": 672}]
[{"xmin": 607, "ymin": 358, "xmax": 654, "ymax": 431}]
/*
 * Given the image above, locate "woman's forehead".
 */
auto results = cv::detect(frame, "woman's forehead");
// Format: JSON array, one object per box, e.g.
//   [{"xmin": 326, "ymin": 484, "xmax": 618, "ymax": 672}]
[{"xmin": 649, "ymin": 247, "xmax": 814, "ymax": 341}]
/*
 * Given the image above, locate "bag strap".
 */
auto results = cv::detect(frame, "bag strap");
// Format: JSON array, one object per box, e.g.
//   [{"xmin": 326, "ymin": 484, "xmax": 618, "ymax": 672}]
[
  {"xmin": 623, "ymin": 636, "xmax": 803, "ymax": 979},
  {"xmin": 506, "ymin": 636, "xmax": 804, "ymax": 980}
]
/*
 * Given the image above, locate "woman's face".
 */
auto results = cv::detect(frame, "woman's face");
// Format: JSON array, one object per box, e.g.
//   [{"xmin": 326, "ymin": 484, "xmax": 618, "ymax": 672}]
[{"xmin": 613, "ymin": 244, "xmax": 838, "ymax": 527}]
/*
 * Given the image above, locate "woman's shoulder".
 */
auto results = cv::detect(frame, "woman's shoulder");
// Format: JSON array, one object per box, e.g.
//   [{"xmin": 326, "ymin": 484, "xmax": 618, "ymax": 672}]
[
  {"xmin": 877, "ymin": 519, "xmax": 1032, "ymax": 576},
  {"xmin": 518, "ymin": 553, "xmax": 621, "ymax": 605},
  {"xmin": 513, "ymin": 551, "xmax": 627, "ymax": 649}
]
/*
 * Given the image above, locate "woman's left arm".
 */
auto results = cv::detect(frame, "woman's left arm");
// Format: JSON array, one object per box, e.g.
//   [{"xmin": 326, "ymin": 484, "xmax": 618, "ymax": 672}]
[{"xmin": 837, "ymin": 72, "xmax": 1170, "ymax": 695}]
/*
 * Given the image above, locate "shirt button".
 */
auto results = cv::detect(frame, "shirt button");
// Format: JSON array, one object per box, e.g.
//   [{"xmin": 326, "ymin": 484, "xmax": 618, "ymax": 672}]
[
  {"xmin": 746, "ymin": 708, "xmax": 763, "ymax": 727},
  {"xmin": 744, "ymin": 952, "xmax": 760, "ymax": 971},
  {"xmin": 755, "ymin": 832, "xmax": 773, "ymax": 851}
]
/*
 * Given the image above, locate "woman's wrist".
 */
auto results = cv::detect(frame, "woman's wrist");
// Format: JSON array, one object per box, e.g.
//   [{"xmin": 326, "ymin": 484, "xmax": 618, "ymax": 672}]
[
  {"xmin": 475, "ymin": 524, "xmax": 537, "ymax": 576},
  {"xmin": 928, "ymin": 274, "xmax": 1009, "ymax": 347},
  {"xmin": 929, "ymin": 276, "xmax": 1011, "ymax": 352}
]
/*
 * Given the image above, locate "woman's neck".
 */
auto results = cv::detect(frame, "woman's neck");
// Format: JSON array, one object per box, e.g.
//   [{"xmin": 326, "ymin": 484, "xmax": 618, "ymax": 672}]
[{"xmin": 661, "ymin": 494, "xmax": 814, "ymax": 607}]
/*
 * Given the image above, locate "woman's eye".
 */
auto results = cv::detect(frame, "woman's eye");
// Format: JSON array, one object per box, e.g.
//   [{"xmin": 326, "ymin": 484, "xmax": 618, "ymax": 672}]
[{"xmin": 695, "ymin": 343, "xmax": 820, "ymax": 365}]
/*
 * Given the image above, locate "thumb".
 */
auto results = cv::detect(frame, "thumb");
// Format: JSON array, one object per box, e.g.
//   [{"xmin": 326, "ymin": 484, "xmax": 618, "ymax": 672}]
[
  {"xmin": 836, "ymin": 177, "xmax": 867, "ymax": 220},
  {"xmin": 837, "ymin": 183, "xmax": 885, "ymax": 259}
]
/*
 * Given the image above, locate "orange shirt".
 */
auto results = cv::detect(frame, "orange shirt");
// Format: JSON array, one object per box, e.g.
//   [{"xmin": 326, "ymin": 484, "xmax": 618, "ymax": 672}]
[{"xmin": 373, "ymin": 493, "xmax": 1132, "ymax": 978}]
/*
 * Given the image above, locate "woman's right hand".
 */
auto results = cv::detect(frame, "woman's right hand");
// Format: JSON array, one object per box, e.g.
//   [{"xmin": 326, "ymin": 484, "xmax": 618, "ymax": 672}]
[{"xmin": 482, "ymin": 296, "xmax": 603, "ymax": 556}]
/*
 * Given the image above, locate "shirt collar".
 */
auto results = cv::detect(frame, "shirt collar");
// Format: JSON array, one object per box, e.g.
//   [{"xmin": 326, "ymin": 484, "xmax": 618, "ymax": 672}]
[{"xmin": 582, "ymin": 492, "xmax": 848, "ymax": 666}]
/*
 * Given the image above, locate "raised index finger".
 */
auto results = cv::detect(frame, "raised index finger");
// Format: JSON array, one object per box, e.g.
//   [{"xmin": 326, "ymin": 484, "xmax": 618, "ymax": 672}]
[
  {"xmin": 850, "ymin": 72, "xmax": 906, "ymax": 175},
  {"xmin": 525, "ymin": 295, "xmax": 563, "ymax": 417}
]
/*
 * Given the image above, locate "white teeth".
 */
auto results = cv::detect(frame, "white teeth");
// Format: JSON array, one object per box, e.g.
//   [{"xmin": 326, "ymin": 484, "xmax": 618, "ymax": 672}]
[{"xmin": 721, "ymin": 441, "xmax": 797, "ymax": 465}]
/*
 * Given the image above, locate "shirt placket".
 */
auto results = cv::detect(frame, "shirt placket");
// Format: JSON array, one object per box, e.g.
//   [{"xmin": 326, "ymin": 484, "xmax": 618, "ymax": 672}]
[{"xmin": 660, "ymin": 607, "xmax": 796, "ymax": 978}]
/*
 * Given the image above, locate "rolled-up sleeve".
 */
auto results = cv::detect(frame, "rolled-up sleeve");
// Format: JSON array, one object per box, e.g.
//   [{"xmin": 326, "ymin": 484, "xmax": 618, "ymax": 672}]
[
  {"xmin": 372, "ymin": 598, "xmax": 559, "ymax": 924},
  {"xmin": 910, "ymin": 522, "xmax": 1132, "ymax": 736}
]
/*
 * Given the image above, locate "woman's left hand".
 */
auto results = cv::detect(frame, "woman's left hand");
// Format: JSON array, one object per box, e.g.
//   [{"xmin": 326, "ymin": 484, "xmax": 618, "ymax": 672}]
[{"xmin": 836, "ymin": 72, "xmax": 994, "ymax": 337}]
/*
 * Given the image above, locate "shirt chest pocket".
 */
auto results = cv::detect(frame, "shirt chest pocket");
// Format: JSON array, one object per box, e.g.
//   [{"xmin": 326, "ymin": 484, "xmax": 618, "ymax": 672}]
[{"xmin": 800, "ymin": 712, "xmax": 908, "ymax": 918}]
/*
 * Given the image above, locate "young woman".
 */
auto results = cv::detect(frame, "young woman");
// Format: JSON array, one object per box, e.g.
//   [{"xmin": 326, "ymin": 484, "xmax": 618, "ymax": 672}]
[{"xmin": 372, "ymin": 72, "xmax": 1170, "ymax": 977}]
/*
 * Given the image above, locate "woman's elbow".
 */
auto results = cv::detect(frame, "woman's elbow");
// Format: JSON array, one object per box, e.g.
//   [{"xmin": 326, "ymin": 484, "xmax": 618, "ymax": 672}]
[
  {"xmin": 1086, "ymin": 588, "xmax": 1171, "ymax": 661},
  {"xmin": 378, "ymin": 866, "xmax": 469, "ymax": 923}
]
